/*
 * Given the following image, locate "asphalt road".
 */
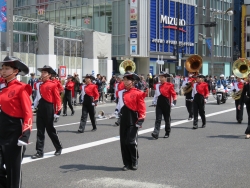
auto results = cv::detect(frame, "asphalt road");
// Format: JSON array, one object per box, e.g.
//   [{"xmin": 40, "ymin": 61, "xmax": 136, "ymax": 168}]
[{"xmin": 21, "ymin": 95, "xmax": 250, "ymax": 188}]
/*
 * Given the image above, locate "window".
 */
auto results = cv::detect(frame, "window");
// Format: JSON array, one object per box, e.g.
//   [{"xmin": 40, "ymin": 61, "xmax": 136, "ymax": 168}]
[
  {"xmin": 247, "ymin": 20, "xmax": 250, "ymax": 26},
  {"xmin": 247, "ymin": 35, "xmax": 250, "ymax": 42}
]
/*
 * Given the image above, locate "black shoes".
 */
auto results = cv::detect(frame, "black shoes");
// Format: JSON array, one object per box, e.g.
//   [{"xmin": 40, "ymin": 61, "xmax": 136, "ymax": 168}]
[
  {"xmin": 131, "ymin": 164, "xmax": 138, "ymax": 170},
  {"xmin": 54, "ymin": 117, "xmax": 59, "ymax": 123},
  {"xmin": 188, "ymin": 117, "xmax": 193, "ymax": 120},
  {"xmin": 62, "ymin": 114, "xmax": 67, "ymax": 116},
  {"xmin": 54, "ymin": 148, "xmax": 62, "ymax": 156},
  {"xmin": 151, "ymin": 133, "xmax": 158, "ymax": 139},
  {"xmin": 193, "ymin": 125, "xmax": 198, "ymax": 129},
  {"xmin": 78, "ymin": 129, "xmax": 84, "ymax": 133},
  {"xmin": 71, "ymin": 110, "xmax": 75, "ymax": 116},
  {"xmin": 164, "ymin": 133, "xmax": 169, "ymax": 138},
  {"xmin": 122, "ymin": 166, "xmax": 129, "ymax": 171},
  {"xmin": 202, "ymin": 124, "xmax": 206, "ymax": 128},
  {"xmin": 31, "ymin": 153, "xmax": 43, "ymax": 159},
  {"xmin": 237, "ymin": 119, "xmax": 242, "ymax": 124},
  {"xmin": 91, "ymin": 128, "xmax": 97, "ymax": 132}
]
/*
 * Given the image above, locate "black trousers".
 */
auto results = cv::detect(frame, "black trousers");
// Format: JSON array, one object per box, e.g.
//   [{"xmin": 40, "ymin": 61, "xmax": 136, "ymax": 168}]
[
  {"xmin": 32, "ymin": 90, "xmax": 36, "ymax": 102},
  {"xmin": 79, "ymin": 104, "xmax": 96, "ymax": 131},
  {"xmin": 63, "ymin": 90, "xmax": 74, "ymax": 115},
  {"xmin": 186, "ymin": 100, "xmax": 193, "ymax": 118},
  {"xmin": 235, "ymin": 99, "xmax": 243, "ymax": 121},
  {"xmin": 193, "ymin": 94, "xmax": 206, "ymax": 126},
  {"xmin": 245, "ymin": 104, "xmax": 250, "ymax": 134},
  {"xmin": 153, "ymin": 95, "xmax": 171, "ymax": 136},
  {"xmin": 120, "ymin": 126, "xmax": 138, "ymax": 166},
  {"xmin": 36, "ymin": 98, "xmax": 62, "ymax": 154},
  {"xmin": 0, "ymin": 146, "xmax": 6, "ymax": 188},
  {"xmin": 1, "ymin": 145, "xmax": 23, "ymax": 188}
]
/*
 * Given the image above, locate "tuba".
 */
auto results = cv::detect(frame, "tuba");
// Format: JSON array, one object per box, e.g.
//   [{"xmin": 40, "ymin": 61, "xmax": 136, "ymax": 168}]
[
  {"xmin": 231, "ymin": 58, "xmax": 250, "ymax": 100},
  {"xmin": 183, "ymin": 55, "xmax": 202, "ymax": 94},
  {"xmin": 119, "ymin": 60, "xmax": 136, "ymax": 75}
]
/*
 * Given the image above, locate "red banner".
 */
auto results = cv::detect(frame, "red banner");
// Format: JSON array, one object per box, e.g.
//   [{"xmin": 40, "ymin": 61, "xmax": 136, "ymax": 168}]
[{"xmin": 59, "ymin": 66, "xmax": 66, "ymax": 78}]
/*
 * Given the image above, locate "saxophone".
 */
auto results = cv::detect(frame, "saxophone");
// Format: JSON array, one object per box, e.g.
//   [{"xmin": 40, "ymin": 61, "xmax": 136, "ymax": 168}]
[{"xmin": 231, "ymin": 89, "xmax": 242, "ymax": 100}]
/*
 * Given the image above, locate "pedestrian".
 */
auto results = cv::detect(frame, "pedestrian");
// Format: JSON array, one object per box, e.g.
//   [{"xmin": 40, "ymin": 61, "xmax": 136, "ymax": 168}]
[
  {"xmin": 28, "ymin": 72, "xmax": 38, "ymax": 102},
  {"xmin": 109, "ymin": 75, "xmax": 116, "ymax": 101},
  {"xmin": 31, "ymin": 65, "xmax": 63, "ymax": 159},
  {"xmin": 231, "ymin": 77, "xmax": 244, "ymax": 123},
  {"xmin": 238, "ymin": 73, "xmax": 250, "ymax": 138},
  {"xmin": 33, "ymin": 77, "xmax": 42, "ymax": 111},
  {"xmin": 146, "ymin": 73, "xmax": 153, "ymax": 97},
  {"xmin": 78, "ymin": 74, "xmax": 99, "ymax": 133},
  {"xmin": 0, "ymin": 56, "xmax": 33, "ymax": 187},
  {"xmin": 73, "ymin": 73, "xmax": 80, "ymax": 105},
  {"xmin": 151, "ymin": 72, "xmax": 177, "ymax": 139},
  {"xmin": 117, "ymin": 72, "xmax": 146, "ymax": 171},
  {"xmin": 101, "ymin": 76, "xmax": 107, "ymax": 103},
  {"xmin": 63, "ymin": 75, "xmax": 75, "ymax": 116},
  {"xmin": 192, "ymin": 74, "xmax": 209, "ymax": 129},
  {"xmin": 96, "ymin": 74, "xmax": 103, "ymax": 103}
]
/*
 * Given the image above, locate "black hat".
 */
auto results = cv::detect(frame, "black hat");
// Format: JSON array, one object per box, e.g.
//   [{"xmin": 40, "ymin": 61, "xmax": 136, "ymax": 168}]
[
  {"xmin": 84, "ymin": 74, "xmax": 95, "ymax": 80},
  {"xmin": 159, "ymin": 71, "xmax": 170, "ymax": 78},
  {"xmin": 37, "ymin": 65, "xmax": 57, "ymax": 75},
  {"xmin": 67, "ymin": 75, "xmax": 73, "ymax": 79},
  {"xmin": 193, "ymin": 74, "xmax": 205, "ymax": 78},
  {"xmin": 0, "ymin": 56, "xmax": 29, "ymax": 76},
  {"xmin": 123, "ymin": 72, "xmax": 140, "ymax": 81}
]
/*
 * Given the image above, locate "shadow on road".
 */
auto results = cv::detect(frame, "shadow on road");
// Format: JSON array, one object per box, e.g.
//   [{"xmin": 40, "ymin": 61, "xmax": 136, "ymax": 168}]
[
  {"xmin": 207, "ymin": 135, "xmax": 243, "ymax": 139},
  {"xmin": 138, "ymin": 135, "xmax": 155, "ymax": 140},
  {"xmin": 60, "ymin": 164, "xmax": 121, "ymax": 173},
  {"xmin": 207, "ymin": 121, "xmax": 244, "ymax": 125}
]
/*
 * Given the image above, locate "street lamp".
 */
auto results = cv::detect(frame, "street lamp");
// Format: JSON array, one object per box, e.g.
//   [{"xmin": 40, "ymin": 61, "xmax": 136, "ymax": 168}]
[{"xmin": 210, "ymin": 7, "xmax": 234, "ymax": 77}]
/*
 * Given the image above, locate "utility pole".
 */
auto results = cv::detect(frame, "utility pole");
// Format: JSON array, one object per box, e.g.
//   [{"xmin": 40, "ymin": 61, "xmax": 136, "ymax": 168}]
[
  {"xmin": 7, "ymin": 0, "xmax": 13, "ymax": 56},
  {"xmin": 176, "ymin": 1, "xmax": 180, "ymax": 76}
]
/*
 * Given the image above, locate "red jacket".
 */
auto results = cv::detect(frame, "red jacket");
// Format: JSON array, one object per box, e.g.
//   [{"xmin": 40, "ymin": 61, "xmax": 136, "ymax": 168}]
[
  {"xmin": 84, "ymin": 83, "xmax": 99, "ymax": 102},
  {"xmin": 53, "ymin": 79, "xmax": 64, "ymax": 93},
  {"xmin": 115, "ymin": 82, "xmax": 125, "ymax": 98},
  {"xmin": 196, "ymin": 82, "xmax": 209, "ymax": 98},
  {"xmin": 0, "ymin": 79, "xmax": 32, "ymax": 133},
  {"xmin": 119, "ymin": 87, "xmax": 146, "ymax": 125},
  {"xmin": 40, "ymin": 80, "xmax": 62, "ymax": 113},
  {"xmin": 159, "ymin": 82, "xmax": 177, "ymax": 101}
]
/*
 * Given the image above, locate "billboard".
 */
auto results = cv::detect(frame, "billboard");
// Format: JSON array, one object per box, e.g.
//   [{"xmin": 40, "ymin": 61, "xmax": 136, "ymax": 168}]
[
  {"xmin": 150, "ymin": 0, "xmax": 195, "ymax": 55},
  {"xmin": 0, "ymin": 0, "xmax": 7, "ymax": 32}
]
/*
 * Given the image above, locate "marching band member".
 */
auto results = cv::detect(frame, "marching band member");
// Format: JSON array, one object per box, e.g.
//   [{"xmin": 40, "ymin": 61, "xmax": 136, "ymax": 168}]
[
  {"xmin": 117, "ymin": 72, "xmax": 146, "ymax": 171},
  {"xmin": 182, "ymin": 74, "xmax": 195, "ymax": 120},
  {"xmin": 192, "ymin": 75, "xmax": 209, "ymax": 129},
  {"xmin": 238, "ymin": 73, "xmax": 250, "ymax": 139},
  {"xmin": 114, "ymin": 75, "xmax": 125, "ymax": 126},
  {"xmin": 0, "ymin": 56, "xmax": 32, "ymax": 187},
  {"xmin": 151, "ymin": 72, "xmax": 177, "ymax": 139},
  {"xmin": 33, "ymin": 77, "xmax": 42, "ymax": 110},
  {"xmin": 63, "ymin": 75, "xmax": 75, "ymax": 116},
  {"xmin": 31, "ymin": 65, "xmax": 63, "ymax": 159},
  {"xmin": 51, "ymin": 74, "xmax": 64, "ymax": 122},
  {"xmin": 230, "ymin": 77, "xmax": 244, "ymax": 123},
  {"xmin": 78, "ymin": 74, "xmax": 99, "ymax": 133}
]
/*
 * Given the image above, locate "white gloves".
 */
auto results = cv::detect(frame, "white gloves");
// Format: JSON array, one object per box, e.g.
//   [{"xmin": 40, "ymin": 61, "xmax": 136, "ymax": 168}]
[
  {"xmin": 54, "ymin": 114, "xmax": 60, "ymax": 118},
  {"xmin": 135, "ymin": 124, "xmax": 142, "ymax": 128},
  {"xmin": 17, "ymin": 140, "xmax": 28, "ymax": 146},
  {"xmin": 171, "ymin": 103, "xmax": 175, "ymax": 107}
]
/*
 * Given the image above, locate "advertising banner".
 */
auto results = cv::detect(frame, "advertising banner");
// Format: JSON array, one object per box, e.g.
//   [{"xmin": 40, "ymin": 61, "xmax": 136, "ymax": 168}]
[
  {"xmin": 59, "ymin": 66, "xmax": 66, "ymax": 78},
  {"xmin": 0, "ymin": 0, "xmax": 7, "ymax": 32},
  {"xmin": 150, "ymin": 0, "xmax": 195, "ymax": 54},
  {"xmin": 205, "ymin": 38, "xmax": 212, "ymax": 55}
]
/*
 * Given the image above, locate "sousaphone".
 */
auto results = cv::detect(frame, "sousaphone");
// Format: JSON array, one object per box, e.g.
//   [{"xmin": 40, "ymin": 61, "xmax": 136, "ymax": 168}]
[
  {"xmin": 119, "ymin": 59, "xmax": 136, "ymax": 75},
  {"xmin": 231, "ymin": 58, "xmax": 250, "ymax": 100},
  {"xmin": 183, "ymin": 55, "xmax": 203, "ymax": 94}
]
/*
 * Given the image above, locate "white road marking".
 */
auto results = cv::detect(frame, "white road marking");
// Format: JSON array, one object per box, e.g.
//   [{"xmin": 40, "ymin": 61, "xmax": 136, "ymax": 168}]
[
  {"xmin": 72, "ymin": 177, "xmax": 171, "ymax": 188},
  {"xmin": 23, "ymin": 107, "xmax": 235, "ymax": 164}
]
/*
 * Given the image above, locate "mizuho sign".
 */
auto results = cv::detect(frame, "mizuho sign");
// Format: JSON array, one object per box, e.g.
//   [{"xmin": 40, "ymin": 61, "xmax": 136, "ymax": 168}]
[{"xmin": 160, "ymin": 15, "xmax": 186, "ymax": 26}]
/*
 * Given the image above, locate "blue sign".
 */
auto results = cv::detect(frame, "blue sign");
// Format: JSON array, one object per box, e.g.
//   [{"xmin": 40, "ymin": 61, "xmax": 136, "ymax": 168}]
[
  {"xmin": 206, "ymin": 38, "xmax": 212, "ymax": 55},
  {"xmin": 92, "ymin": 70, "xmax": 95, "ymax": 76},
  {"xmin": 0, "ymin": 0, "xmax": 7, "ymax": 32},
  {"xmin": 149, "ymin": 66, "xmax": 154, "ymax": 75},
  {"xmin": 130, "ymin": 20, "xmax": 137, "ymax": 26},
  {"xmin": 130, "ymin": 33, "xmax": 137, "ymax": 38},
  {"xmin": 130, "ymin": 27, "xmax": 138, "ymax": 32},
  {"xmin": 150, "ymin": 0, "xmax": 195, "ymax": 54}
]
